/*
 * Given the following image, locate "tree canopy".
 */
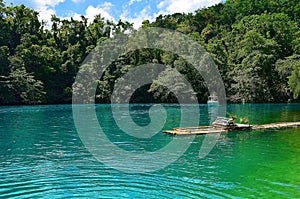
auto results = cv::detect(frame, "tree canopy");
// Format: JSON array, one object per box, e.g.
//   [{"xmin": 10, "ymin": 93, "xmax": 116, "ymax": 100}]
[{"xmin": 1, "ymin": 0, "xmax": 300, "ymax": 105}]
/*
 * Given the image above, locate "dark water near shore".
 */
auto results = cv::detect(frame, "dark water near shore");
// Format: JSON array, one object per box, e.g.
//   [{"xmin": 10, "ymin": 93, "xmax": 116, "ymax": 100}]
[{"xmin": 0, "ymin": 104, "xmax": 299, "ymax": 198}]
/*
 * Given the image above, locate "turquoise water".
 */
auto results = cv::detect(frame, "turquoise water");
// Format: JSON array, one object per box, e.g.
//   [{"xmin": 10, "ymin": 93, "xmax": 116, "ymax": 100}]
[{"xmin": 0, "ymin": 104, "xmax": 300, "ymax": 198}]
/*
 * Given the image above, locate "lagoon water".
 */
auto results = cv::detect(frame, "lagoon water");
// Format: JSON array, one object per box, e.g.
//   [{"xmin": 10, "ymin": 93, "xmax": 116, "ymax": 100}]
[{"xmin": 0, "ymin": 104, "xmax": 300, "ymax": 198}]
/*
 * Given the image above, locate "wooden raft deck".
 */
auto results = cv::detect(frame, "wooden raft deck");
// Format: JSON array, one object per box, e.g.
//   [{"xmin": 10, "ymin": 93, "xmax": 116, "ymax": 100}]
[
  {"xmin": 163, "ymin": 121, "xmax": 300, "ymax": 135},
  {"xmin": 252, "ymin": 121, "xmax": 300, "ymax": 130}
]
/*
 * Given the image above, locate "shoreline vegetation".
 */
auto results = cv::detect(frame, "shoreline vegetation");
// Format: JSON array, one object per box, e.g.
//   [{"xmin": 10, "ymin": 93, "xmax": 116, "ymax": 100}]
[{"xmin": 1, "ymin": 0, "xmax": 300, "ymax": 105}]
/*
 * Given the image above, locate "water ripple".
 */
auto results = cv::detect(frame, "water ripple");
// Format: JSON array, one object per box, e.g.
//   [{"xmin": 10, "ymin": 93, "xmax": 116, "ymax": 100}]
[{"xmin": 1, "ymin": 104, "xmax": 300, "ymax": 198}]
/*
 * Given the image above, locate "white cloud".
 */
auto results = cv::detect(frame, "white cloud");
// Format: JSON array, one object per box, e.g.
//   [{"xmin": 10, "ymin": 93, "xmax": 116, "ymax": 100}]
[
  {"xmin": 157, "ymin": 1, "xmax": 167, "ymax": 9},
  {"xmin": 128, "ymin": 0, "xmax": 142, "ymax": 6},
  {"xmin": 33, "ymin": 0, "xmax": 65, "ymax": 8},
  {"xmin": 38, "ymin": 6, "xmax": 56, "ymax": 23},
  {"xmin": 66, "ymin": 2, "xmax": 115, "ymax": 23},
  {"xmin": 121, "ymin": 5, "xmax": 154, "ymax": 29},
  {"xmin": 70, "ymin": 12, "xmax": 83, "ymax": 21},
  {"xmin": 30, "ymin": 0, "xmax": 65, "ymax": 23},
  {"xmin": 157, "ymin": 0, "xmax": 222, "ymax": 14},
  {"xmin": 60, "ymin": 10, "xmax": 82, "ymax": 20},
  {"xmin": 71, "ymin": 0, "xmax": 85, "ymax": 3},
  {"xmin": 33, "ymin": 0, "xmax": 115, "ymax": 26},
  {"xmin": 85, "ymin": 3, "xmax": 115, "ymax": 22},
  {"xmin": 100, "ymin": 1, "xmax": 114, "ymax": 8}
]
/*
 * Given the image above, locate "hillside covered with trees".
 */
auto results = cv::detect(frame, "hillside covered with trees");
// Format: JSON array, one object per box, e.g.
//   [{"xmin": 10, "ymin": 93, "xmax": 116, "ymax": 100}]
[{"xmin": 1, "ymin": 0, "xmax": 300, "ymax": 105}]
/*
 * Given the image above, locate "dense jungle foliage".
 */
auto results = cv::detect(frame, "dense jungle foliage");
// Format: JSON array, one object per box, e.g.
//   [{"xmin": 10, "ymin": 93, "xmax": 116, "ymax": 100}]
[{"xmin": 1, "ymin": 0, "xmax": 300, "ymax": 105}]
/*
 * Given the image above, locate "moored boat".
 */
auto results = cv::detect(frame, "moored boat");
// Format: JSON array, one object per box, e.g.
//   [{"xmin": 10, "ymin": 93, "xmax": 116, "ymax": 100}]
[
  {"xmin": 212, "ymin": 117, "xmax": 252, "ymax": 130},
  {"xmin": 163, "ymin": 117, "xmax": 252, "ymax": 135},
  {"xmin": 208, "ymin": 95, "xmax": 219, "ymax": 106}
]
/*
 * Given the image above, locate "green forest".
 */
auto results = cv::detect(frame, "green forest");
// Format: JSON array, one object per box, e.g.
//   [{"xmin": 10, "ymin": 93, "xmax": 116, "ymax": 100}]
[{"xmin": 1, "ymin": 0, "xmax": 300, "ymax": 105}]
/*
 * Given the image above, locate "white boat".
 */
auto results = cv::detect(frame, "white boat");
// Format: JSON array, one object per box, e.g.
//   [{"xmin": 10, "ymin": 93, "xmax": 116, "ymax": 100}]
[{"xmin": 208, "ymin": 95, "xmax": 218, "ymax": 106}]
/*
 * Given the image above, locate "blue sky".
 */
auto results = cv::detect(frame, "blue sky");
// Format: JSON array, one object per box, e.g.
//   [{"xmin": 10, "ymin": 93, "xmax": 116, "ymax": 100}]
[{"xmin": 6, "ymin": 0, "xmax": 222, "ymax": 28}]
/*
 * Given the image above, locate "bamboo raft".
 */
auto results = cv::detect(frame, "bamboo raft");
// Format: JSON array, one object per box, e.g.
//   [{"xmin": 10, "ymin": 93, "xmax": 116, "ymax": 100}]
[{"xmin": 163, "ymin": 121, "xmax": 300, "ymax": 136}]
